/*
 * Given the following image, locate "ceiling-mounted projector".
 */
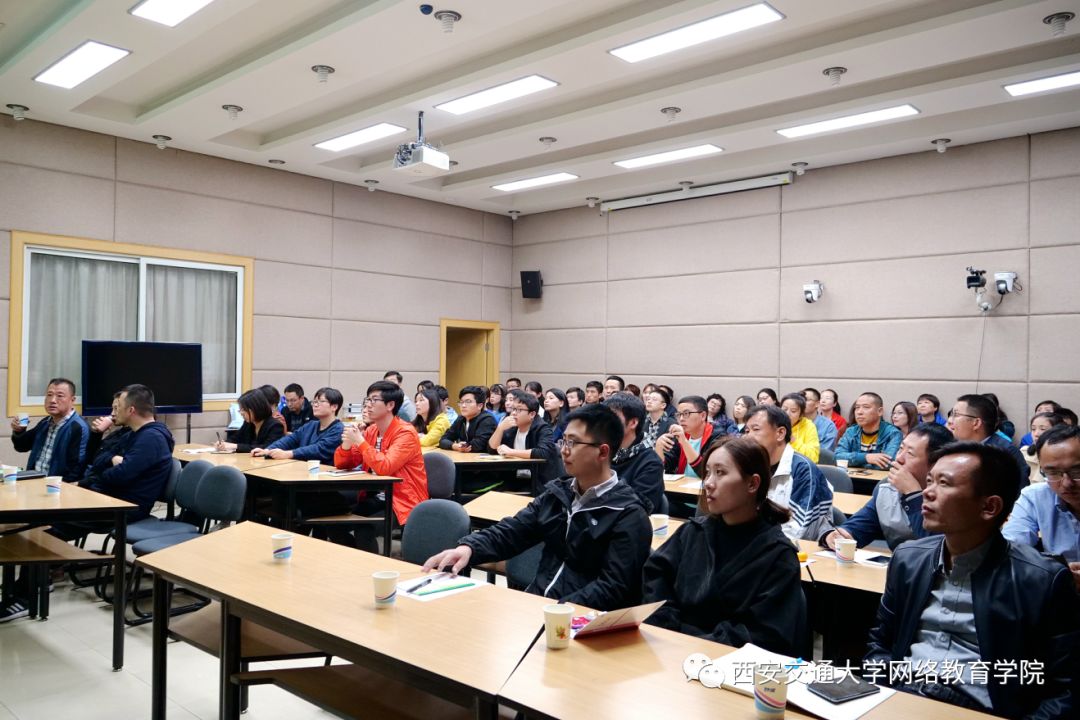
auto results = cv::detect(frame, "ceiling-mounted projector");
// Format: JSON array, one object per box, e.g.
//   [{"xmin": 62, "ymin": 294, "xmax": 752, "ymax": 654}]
[{"xmin": 394, "ymin": 111, "xmax": 449, "ymax": 177}]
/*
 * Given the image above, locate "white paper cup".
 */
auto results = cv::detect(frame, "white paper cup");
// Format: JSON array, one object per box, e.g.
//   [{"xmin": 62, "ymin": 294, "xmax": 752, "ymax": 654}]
[
  {"xmin": 271, "ymin": 532, "xmax": 293, "ymax": 562},
  {"xmin": 307, "ymin": 460, "xmax": 320, "ymax": 477},
  {"xmin": 835, "ymin": 538, "xmax": 857, "ymax": 564},
  {"xmin": 754, "ymin": 667, "xmax": 790, "ymax": 718},
  {"xmin": 2, "ymin": 465, "xmax": 17, "ymax": 484},
  {"xmin": 649, "ymin": 513, "xmax": 670, "ymax": 536},
  {"xmin": 837, "ymin": 458, "xmax": 849, "ymax": 469},
  {"xmin": 543, "ymin": 604, "xmax": 575, "ymax": 649},
  {"xmin": 45, "ymin": 476, "xmax": 63, "ymax": 494},
  {"xmin": 373, "ymin": 571, "xmax": 400, "ymax": 608},
  {"xmin": 17, "ymin": 413, "xmax": 29, "ymax": 427}
]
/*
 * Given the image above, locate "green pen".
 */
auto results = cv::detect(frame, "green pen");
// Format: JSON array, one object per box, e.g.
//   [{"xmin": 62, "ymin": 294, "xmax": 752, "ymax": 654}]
[{"xmin": 416, "ymin": 581, "xmax": 475, "ymax": 597}]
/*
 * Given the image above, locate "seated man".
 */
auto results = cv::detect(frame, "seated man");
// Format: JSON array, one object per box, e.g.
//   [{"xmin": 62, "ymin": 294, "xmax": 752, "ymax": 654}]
[
  {"xmin": 423, "ymin": 404, "xmax": 652, "ymax": 611},
  {"xmin": 1003, "ymin": 424, "xmax": 1080, "ymax": 589},
  {"xmin": 281, "ymin": 383, "xmax": 314, "ymax": 434},
  {"xmin": 255, "ymin": 387, "xmax": 344, "ymax": 463},
  {"xmin": 802, "ymin": 387, "xmax": 838, "ymax": 451},
  {"xmin": 505, "ymin": 377, "xmax": 522, "ymax": 391},
  {"xmin": 655, "ymin": 395, "xmax": 721, "ymax": 480},
  {"xmin": 382, "ymin": 370, "xmax": 416, "ymax": 422},
  {"xmin": 334, "ymin": 381, "xmax": 429, "ymax": 553},
  {"xmin": 835, "ymin": 392, "xmax": 903, "ymax": 469},
  {"xmin": 745, "ymin": 405, "xmax": 833, "ymax": 541},
  {"xmin": 781, "ymin": 392, "xmax": 820, "ymax": 462},
  {"xmin": 603, "ymin": 375, "xmax": 625, "ymax": 400},
  {"xmin": 947, "ymin": 393, "xmax": 1030, "ymax": 490},
  {"xmin": 488, "ymin": 389, "xmax": 562, "ymax": 490},
  {"xmin": 9, "ymin": 377, "xmax": 90, "ymax": 484},
  {"xmin": 439, "ymin": 385, "xmax": 496, "ymax": 453},
  {"xmin": 605, "ymin": 392, "xmax": 665, "ymax": 513},
  {"xmin": 565, "ymin": 386, "xmax": 585, "ymax": 410},
  {"xmin": 866, "ymin": 442, "xmax": 1080, "ymax": 717},
  {"xmin": 584, "ymin": 380, "xmax": 603, "ymax": 405},
  {"xmin": 822, "ymin": 423, "xmax": 952, "ymax": 550}
]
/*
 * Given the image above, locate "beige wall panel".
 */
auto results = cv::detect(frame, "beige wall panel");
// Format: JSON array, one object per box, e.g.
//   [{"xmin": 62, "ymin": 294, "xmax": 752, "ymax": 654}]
[
  {"xmin": 1030, "ymin": 246, "xmax": 1080, "ymax": 315},
  {"xmin": 253, "ymin": 316, "xmax": 331, "ymax": 371},
  {"xmin": 782, "ymin": 137, "xmax": 1028, "ymax": 212},
  {"xmin": 330, "ymin": 320, "xmax": 440, "ymax": 372},
  {"xmin": 608, "ymin": 269, "xmax": 779, "ymax": 327},
  {"xmin": 512, "ymin": 283, "xmax": 606, "ymax": 330},
  {"xmin": 330, "ymin": 370, "xmax": 438, "ymax": 408},
  {"xmin": 1030, "ymin": 177, "xmax": 1080, "ymax": 248},
  {"xmin": 781, "ymin": 184, "xmax": 1028, "ymax": 267},
  {"xmin": 0, "ymin": 119, "xmax": 115, "ymax": 179},
  {"xmin": 330, "ymin": 268, "xmax": 480, "ymax": 325},
  {"xmin": 513, "ymin": 207, "xmax": 607, "ymax": 246},
  {"xmin": 780, "ymin": 250, "xmax": 1030, "ymax": 322},
  {"xmin": 504, "ymin": 373, "xmax": 600, "ymax": 391},
  {"xmin": 163, "ymin": 411, "xmax": 229, "ymax": 433},
  {"xmin": 639, "ymin": 376, "xmax": 780, "ymax": 404},
  {"xmin": 484, "ymin": 213, "xmax": 513, "ymax": 246},
  {"xmin": 780, "ymin": 317, "xmax": 1027, "ymax": 382},
  {"xmin": 0, "ymin": 163, "xmax": 114, "ymax": 240},
  {"xmin": 512, "ymin": 235, "xmax": 606, "ymax": 287},
  {"xmin": 510, "ymin": 329, "xmax": 605, "ymax": 374},
  {"xmin": 500, "ymin": 331, "xmax": 511, "ymax": 373},
  {"xmin": 483, "ymin": 243, "xmax": 512, "ymax": 287},
  {"xmin": 607, "ymin": 186, "xmax": 779, "ymax": 234},
  {"xmin": 1030, "ymin": 126, "xmax": 1080, "ymax": 179},
  {"xmin": 116, "ymin": 140, "xmax": 332, "ymax": 215},
  {"xmin": 607, "ymin": 325, "xmax": 779, "ymax": 377},
  {"xmin": 482, "ymin": 285, "xmax": 512, "ymax": 329},
  {"xmin": 333, "ymin": 184, "xmax": 483, "ymax": 240},
  {"xmin": 1028, "ymin": 383, "xmax": 1080, "ymax": 419},
  {"xmin": 0, "ymin": 299, "xmax": 7, "ymax": 369},
  {"xmin": 0, "ymin": 231, "xmax": 9, "ymax": 300},
  {"xmin": 253, "ymin": 260, "xmax": 332, "ymax": 318},
  {"xmin": 0, "ymin": 370, "xmax": 8, "ymax": 445},
  {"xmin": 252, "ymin": 370, "xmax": 331, "ymax": 397},
  {"xmin": 115, "ymin": 184, "xmax": 332, "ymax": 265},
  {"xmin": 608, "ymin": 214, "xmax": 780, "ymax": 280},
  {"xmin": 1029, "ymin": 315, "xmax": 1080, "ymax": 382},
  {"xmin": 332, "ymin": 218, "xmax": 484, "ymax": 284}
]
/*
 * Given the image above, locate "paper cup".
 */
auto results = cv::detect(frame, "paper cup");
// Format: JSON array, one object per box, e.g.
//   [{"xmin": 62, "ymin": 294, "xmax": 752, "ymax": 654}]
[
  {"xmin": 271, "ymin": 532, "xmax": 293, "ymax": 562},
  {"xmin": 2, "ymin": 465, "xmax": 17, "ymax": 484},
  {"xmin": 649, "ymin": 513, "xmax": 670, "ymax": 536},
  {"xmin": 373, "ymin": 571, "xmax": 400, "ymax": 608},
  {"xmin": 543, "ymin": 604, "xmax": 574, "ymax": 649},
  {"xmin": 45, "ymin": 476, "xmax": 63, "ymax": 494},
  {"xmin": 754, "ymin": 667, "xmax": 790, "ymax": 718},
  {"xmin": 835, "ymin": 538, "xmax": 857, "ymax": 564},
  {"xmin": 307, "ymin": 460, "xmax": 320, "ymax": 477},
  {"xmin": 837, "ymin": 458, "xmax": 849, "ymax": 469},
  {"xmin": 17, "ymin": 413, "xmax": 29, "ymax": 427}
]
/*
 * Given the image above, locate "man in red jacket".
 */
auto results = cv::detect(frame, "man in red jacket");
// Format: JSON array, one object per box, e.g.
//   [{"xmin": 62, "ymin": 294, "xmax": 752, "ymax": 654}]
[{"xmin": 335, "ymin": 380, "xmax": 429, "ymax": 553}]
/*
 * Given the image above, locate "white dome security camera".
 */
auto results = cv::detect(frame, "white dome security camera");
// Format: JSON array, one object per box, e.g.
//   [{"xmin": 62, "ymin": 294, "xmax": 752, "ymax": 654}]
[{"xmin": 803, "ymin": 281, "xmax": 824, "ymax": 304}]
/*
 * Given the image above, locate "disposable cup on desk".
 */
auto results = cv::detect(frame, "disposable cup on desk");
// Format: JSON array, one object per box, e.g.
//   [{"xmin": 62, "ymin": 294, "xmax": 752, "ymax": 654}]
[
  {"xmin": 373, "ymin": 571, "xmax": 400, "ymax": 608},
  {"xmin": 754, "ymin": 666, "xmax": 790, "ymax": 718},
  {"xmin": 271, "ymin": 533, "xmax": 293, "ymax": 562},
  {"xmin": 307, "ymin": 460, "xmax": 320, "ymax": 477},
  {"xmin": 45, "ymin": 476, "xmax": 63, "ymax": 494},
  {"xmin": 2, "ymin": 465, "xmax": 17, "ymax": 484},
  {"xmin": 543, "ymin": 604, "xmax": 574, "ymax": 649},
  {"xmin": 649, "ymin": 513, "xmax": 669, "ymax": 536},
  {"xmin": 837, "ymin": 458, "xmax": 849, "ymax": 469},
  {"xmin": 835, "ymin": 538, "xmax": 857, "ymax": 564}
]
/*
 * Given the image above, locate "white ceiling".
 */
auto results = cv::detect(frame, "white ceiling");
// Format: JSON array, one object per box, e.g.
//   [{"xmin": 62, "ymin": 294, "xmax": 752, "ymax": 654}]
[{"xmin": 2, "ymin": 0, "xmax": 1080, "ymax": 216}]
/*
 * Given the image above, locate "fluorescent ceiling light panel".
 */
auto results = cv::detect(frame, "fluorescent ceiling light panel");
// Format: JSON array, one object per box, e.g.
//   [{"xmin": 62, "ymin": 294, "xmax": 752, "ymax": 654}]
[
  {"xmin": 314, "ymin": 123, "xmax": 407, "ymax": 152},
  {"xmin": 1004, "ymin": 69, "xmax": 1080, "ymax": 97},
  {"xmin": 776, "ymin": 104, "xmax": 919, "ymax": 138},
  {"xmin": 34, "ymin": 41, "xmax": 130, "ymax": 89},
  {"xmin": 614, "ymin": 144, "xmax": 723, "ymax": 169},
  {"xmin": 492, "ymin": 172, "xmax": 579, "ymax": 192},
  {"xmin": 609, "ymin": 2, "xmax": 782, "ymax": 63},
  {"xmin": 129, "ymin": 0, "xmax": 217, "ymax": 27},
  {"xmin": 436, "ymin": 75, "xmax": 557, "ymax": 115}
]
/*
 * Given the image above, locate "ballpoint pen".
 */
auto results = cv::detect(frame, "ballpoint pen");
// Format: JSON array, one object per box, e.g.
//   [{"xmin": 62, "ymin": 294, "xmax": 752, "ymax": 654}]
[{"xmin": 406, "ymin": 576, "xmax": 436, "ymax": 594}]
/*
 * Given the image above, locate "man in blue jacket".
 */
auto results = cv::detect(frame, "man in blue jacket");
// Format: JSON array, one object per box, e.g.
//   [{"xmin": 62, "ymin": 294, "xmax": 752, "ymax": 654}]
[
  {"xmin": 947, "ymin": 393, "xmax": 1030, "ymax": 491},
  {"xmin": 835, "ymin": 392, "xmax": 903, "ymax": 468},
  {"xmin": 255, "ymin": 387, "xmax": 344, "ymax": 464},
  {"xmin": 9, "ymin": 377, "xmax": 89, "ymax": 483}
]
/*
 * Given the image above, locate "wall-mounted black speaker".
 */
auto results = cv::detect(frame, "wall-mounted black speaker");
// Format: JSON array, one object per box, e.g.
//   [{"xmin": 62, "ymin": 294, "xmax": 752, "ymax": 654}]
[{"xmin": 520, "ymin": 270, "xmax": 543, "ymax": 299}]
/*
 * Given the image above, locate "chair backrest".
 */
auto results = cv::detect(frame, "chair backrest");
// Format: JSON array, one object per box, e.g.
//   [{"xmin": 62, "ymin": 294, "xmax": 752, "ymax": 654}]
[
  {"xmin": 506, "ymin": 543, "xmax": 544, "ymax": 591},
  {"xmin": 423, "ymin": 452, "xmax": 456, "ymax": 500},
  {"xmin": 175, "ymin": 460, "xmax": 212, "ymax": 510},
  {"xmin": 831, "ymin": 505, "xmax": 847, "ymax": 528},
  {"xmin": 400, "ymin": 499, "xmax": 470, "ymax": 565},
  {"xmin": 656, "ymin": 493, "xmax": 670, "ymax": 516},
  {"xmin": 192, "ymin": 465, "xmax": 247, "ymax": 523},
  {"xmin": 818, "ymin": 448, "xmax": 836, "ymax": 466},
  {"xmin": 161, "ymin": 459, "xmax": 182, "ymax": 520},
  {"xmin": 819, "ymin": 464, "xmax": 853, "ymax": 494}
]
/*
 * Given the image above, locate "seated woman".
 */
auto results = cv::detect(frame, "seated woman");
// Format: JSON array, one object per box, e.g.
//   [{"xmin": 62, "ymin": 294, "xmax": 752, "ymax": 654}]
[
  {"xmin": 706, "ymin": 393, "xmax": 736, "ymax": 436},
  {"xmin": 1021, "ymin": 411, "xmax": 1064, "ymax": 480},
  {"xmin": 215, "ymin": 388, "xmax": 284, "ymax": 453},
  {"xmin": 486, "ymin": 383, "xmax": 507, "ymax": 423},
  {"xmin": 780, "ymin": 392, "xmax": 820, "ymax": 462},
  {"xmin": 890, "ymin": 401, "xmax": 918, "ymax": 438},
  {"xmin": 915, "ymin": 393, "xmax": 946, "ymax": 426},
  {"xmin": 731, "ymin": 395, "xmax": 754, "ymax": 435},
  {"xmin": 643, "ymin": 436, "xmax": 807, "ymax": 656},
  {"xmin": 543, "ymin": 388, "xmax": 568, "ymax": 441},
  {"xmin": 413, "ymin": 388, "xmax": 450, "ymax": 448}
]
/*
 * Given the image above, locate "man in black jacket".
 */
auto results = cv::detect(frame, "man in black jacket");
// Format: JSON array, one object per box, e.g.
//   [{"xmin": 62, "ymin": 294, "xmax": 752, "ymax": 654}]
[
  {"xmin": 424, "ymin": 404, "xmax": 652, "ymax": 611},
  {"xmin": 489, "ymin": 390, "xmax": 562, "ymax": 490},
  {"xmin": 605, "ymin": 392, "xmax": 665, "ymax": 514},
  {"xmin": 439, "ymin": 385, "xmax": 496, "ymax": 453},
  {"xmin": 865, "ymin": 442, "xmax": 1079, "ymax": 718}
]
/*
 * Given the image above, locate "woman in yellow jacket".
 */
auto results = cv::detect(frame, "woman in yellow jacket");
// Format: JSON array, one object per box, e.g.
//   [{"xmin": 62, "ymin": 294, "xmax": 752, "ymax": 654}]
[
  {"xmin": 413, "ymin": 388, "xmax": 450, "ymax": 448},
  {"xmin": 781, "ymin": 392, "xmax": 820, "ymax": 462}
]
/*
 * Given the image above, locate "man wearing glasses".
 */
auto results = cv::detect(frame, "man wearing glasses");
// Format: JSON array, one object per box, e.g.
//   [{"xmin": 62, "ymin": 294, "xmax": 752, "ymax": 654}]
[
  {"xmin": 947, "ymin": 394, "xmax": 1029, "ymax": 490},
  {"xmin": 439, "ymin": 385, "xmax": 496, "ymax": 454},
  {"xmin": 1003, "ymin": 424, "xmax": 1080, "ymax": 591},
  {"xmin": 654, "ymin": 395, "xmax": 720, "ymax": 479},
  {"xmin": 488, "ymin": 389, "xmax": 561, "ymax": 489},
  {"xmin": 255, "ymin": 387, "xmax": 344, "ymax": 463},
  {"xmin": 423, "ymin": 404, "xmax": 651, "ymax": 611}
]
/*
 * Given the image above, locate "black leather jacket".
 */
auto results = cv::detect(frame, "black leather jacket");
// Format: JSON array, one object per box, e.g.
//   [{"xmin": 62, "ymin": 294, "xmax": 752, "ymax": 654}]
[
  {"xmin": 460, "ymin": 476, "xmax": 651, "ymax": 610},
  {"xmin": 866, "ymin": 534, "xmax": 1080, "ymax": 719}
]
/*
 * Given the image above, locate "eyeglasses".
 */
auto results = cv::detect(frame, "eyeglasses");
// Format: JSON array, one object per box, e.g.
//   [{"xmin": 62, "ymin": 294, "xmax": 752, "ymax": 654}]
[
  {"xmin": 509, "ymin": 407, "xmax": 531, "ymax": 415},
  {"xmin": 458, "ymin": 398, "xmax": 477, "ymax": 406},
  {"xmin": 556, "ymin": 437, "xmax": 603, "ymax": 452},
  {"xmin": 1044, "ymin": 467, "xmax": 1080, "ymax": 484},
  {"xmin": 947, "ymin": 410, "xmax": 978, "ymax": 420},
  {"xmin": 311, "ymin": 398, "xmax": 328, "ymax": 406},
  {"xmin": 675, "ymin": 410, "xmax": 705, "ymax": 420},
  {"xmin": 362, "ymin": 397, "xmax": 385, "ymax": 406}
]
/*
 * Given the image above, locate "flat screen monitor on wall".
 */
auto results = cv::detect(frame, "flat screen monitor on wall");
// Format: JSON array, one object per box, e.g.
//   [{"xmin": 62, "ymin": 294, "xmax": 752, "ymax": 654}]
[{"xmin": 81, "ymin": 341, "xmax": 203, "ymax": 416}]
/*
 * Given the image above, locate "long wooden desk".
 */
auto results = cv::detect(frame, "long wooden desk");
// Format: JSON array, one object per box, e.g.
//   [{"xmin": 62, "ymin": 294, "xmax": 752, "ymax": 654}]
[
  {"xmin": 0, "ymin": 479, "xmax": 134, "ymax": 669},
  {"xmin": 834, "ymin": 491, "xmax": 870, "ymax": 515},
  {"xmin": 172, "ymin": 444, "xmax": 295, "ymax": 472},
  {"xmin": 665, "ymin": 476, "xmax": 870, "ymax": 517},
  {"xmin": 847, "ymin": 466, "xmax": 889, "ymax": 495},
  {"xmin": 138, "ymin": 521, "xmax": 549, "ymax": 720},
  {"xmin": 423, "ymin": 447, "xmax": 545, "ymax": 499}
]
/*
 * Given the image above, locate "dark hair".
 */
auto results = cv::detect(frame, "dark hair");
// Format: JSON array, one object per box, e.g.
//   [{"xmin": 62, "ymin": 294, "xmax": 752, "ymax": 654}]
[
  {"xmin": 732, "ymin": 395, "xmax": 755, "ymax": 423},
  {"xmin": 524, "ymin": 381, "xmax": 543, "ymax": 395},
  {"xmin": 929, "ymin": 442, "xmax": 1018, "ymax": 525},
  {"xmin": 283, "ymin": 383, "xmax": 304, "ymax": 397},
  {"xmin": 756, "ymin": 387, "xmax": 778, "ymax": 403},
  {"xmin": 748, "ymin": 404, "xmax": 792, "ymax": 443},
  {"xmin": 1061, "ymin": 408, "xmax": 1078, "ymax": 426},
  {"xmin": 677, "ymin": 395, "xmax": 707, "ymax": 413},
  {"xmin": 699, "ymin": 437, "xmax": 790, "ymax": 525},
  {"xmin": 1035, "ymin": 424, "xmax": 1080, "ymax": 456},
  {"xmin": 1035, "ymin": 399, "xmax": 1062, "ymax": 413},
  {"xmin": 238, "ymin": 388, "xmax": 273, "ymax": 423},
  {"xmin": 892, "ymin": 401, "xmax": 918, "ymax": 432},
  {"xmin": 486, "ymin": 383, "xmax": 507, "ymax": 413},
  {"xmin": 459, "ymin": 385, "xmax": 487, "ymax": 403},
  {"xmin": 625, "ymin": 384, "xmax": 641, "ymax": 397},
  {"xmin": 544, "ymin": 388, "xmax": 567, "ymax": 426},
  {"xmin": 417, "ymin": 379, "xmax": 435, "ymax": 392},
  {"xmin": 857, "ymin": 391, "xmax": 884, "ymax": 408},
  {"xmin": 908, "ymin": 423, "xmax": 954, "ymax": 454},
  {"xmin": 313, "ymin": 387, "xmax": 343, "ymax": 414},
  {"xmin": 383, "ymin": 370, "xmax": 403, "ymax": 383},
  {"xmin": 585, "ymin": 380, "xmax": 603, "ymax": 393},
  {"xmin": 506, "ymin": 377, "xmax": 522, "ymax": 386},
  {"xmin": 802, "ymin": 387, "xmax": 820, "ymax": 402},
  {"xmin": 1027, "ymin": 412, "xmax": 1066, "ymax": 456},
  {"xmin": 604, "ymin": 392, "xmax": 646, "ymax": 444},
  {"xmin": 822, "ymin": 388, "xmax": 840, "ymax": 408},
  {"xmin": 956, "ymin": 394, "xmax": 997, "ymax": 435},
  {"xmin": 367, "ymin": 380, "xmax": 403, "ymax": 415},
  {"xmin": 566, "ymin": 387, "xmax": 585, "ymax": 405},
  {"xmin": 258, "ymin": 384, "xmax": 281, "ymax": 407},
  {"xmin": 563, "ymin": 403, "xmax": 623, "ymax": 458},
  {"xmin": 47, "ymin": 377, "xmax": 77, "ymax": 396},
  {"xmin": 509, "ymin": 389, "xmax": 539, "ymax": 414},
  {"xmin": 434, "ymin": 385, "xmax": 449, "ymax": 403},
  {"xmin": 780, "ymin": 393, "xmax": 806, "ymax": 416},
  {"xmin": 982, "ymin": 392, "xmax": 1006, "ymax": 420},
  {"xmin": 647, "ymin": 386, "xmax": 671, "ymax": 407},
  {"xmin": 658, "ymin": 384, "xmax": 675, "ymax": 400},
  {"xmin": 121, "ymin": 384, "xmax": 156, "ymax": 416},
  {"xmin": 706, "ymin": 393, "xmax": 727, "ymax": 416},
  {"xmin": 605, "ymin": 375, "xmax": 625, "ymax": 390},
  {"xmin": 917, "ymin": 393, "xmax": 941, "ymax": 412},
  {"xmin": 412, "ymin": 388, "xmax": 442, "ymax": 434}
]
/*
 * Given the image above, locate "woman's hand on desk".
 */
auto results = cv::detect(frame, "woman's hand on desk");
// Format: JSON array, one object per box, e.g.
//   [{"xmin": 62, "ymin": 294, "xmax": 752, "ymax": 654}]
[{"xmin": 422, "ymin": 545, "xmax": 473, "ymax": 575}]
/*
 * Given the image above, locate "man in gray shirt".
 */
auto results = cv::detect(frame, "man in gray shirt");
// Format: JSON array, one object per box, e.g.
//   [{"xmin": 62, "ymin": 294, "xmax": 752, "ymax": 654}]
[{"xmin": 382, "ymin": 370, "xmax": 416, "ymax": 422}]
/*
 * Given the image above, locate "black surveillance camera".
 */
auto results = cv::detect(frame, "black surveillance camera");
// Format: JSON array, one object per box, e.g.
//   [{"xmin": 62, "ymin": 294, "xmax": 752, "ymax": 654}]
[
  {"xmin": 965, "ymin": 266, "xmax": 986, "ymax": 289},
  {"xmin": 419, "ymin": 4, "xmax": 434, "ymax": 14}
]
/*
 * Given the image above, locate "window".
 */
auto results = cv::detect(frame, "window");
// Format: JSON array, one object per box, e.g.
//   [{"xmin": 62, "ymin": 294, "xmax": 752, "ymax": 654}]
[{"xmin": 8, "ymin": 232, "xmax": 253, "ymax": 412}]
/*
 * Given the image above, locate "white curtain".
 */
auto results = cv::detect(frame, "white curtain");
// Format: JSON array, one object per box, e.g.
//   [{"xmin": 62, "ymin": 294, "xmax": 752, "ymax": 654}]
[
  {"xmin": 145, "ymin": 264, "xmax": 237, "ymax": 395},
  {"xmin": 28, "ymin": 253, "xmax": 138, "ymax": 396}
]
